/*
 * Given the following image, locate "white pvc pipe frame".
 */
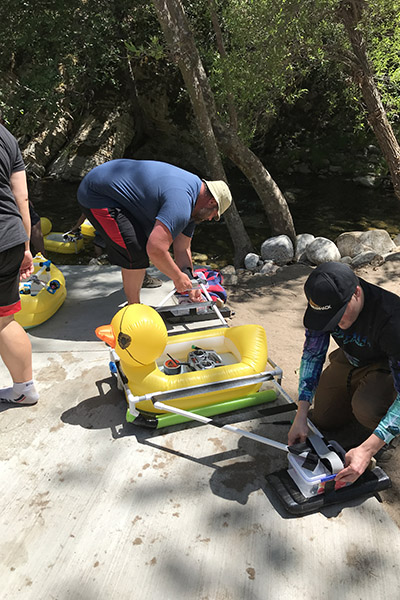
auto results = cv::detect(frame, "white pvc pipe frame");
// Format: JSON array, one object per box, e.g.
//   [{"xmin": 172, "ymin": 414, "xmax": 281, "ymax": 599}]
[
  {"xmin": 110, "ymin": 347, "xmax": 324, "ymax": 453},
  {"xmin": 151, "ymin": 377, "xmax": 323, "ymax": 454}
]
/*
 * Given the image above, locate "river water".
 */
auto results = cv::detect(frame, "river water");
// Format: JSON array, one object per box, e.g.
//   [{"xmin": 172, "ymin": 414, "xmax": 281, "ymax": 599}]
[{"xmin": 28, "ymin": 173, "xmax": 400, "ymax": 267}]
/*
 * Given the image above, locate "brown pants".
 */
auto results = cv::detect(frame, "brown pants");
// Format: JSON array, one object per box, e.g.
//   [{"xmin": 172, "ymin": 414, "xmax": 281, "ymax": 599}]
[{"xmin": 313, "ymin": 348, "xmax": 396, "ymax": 432}]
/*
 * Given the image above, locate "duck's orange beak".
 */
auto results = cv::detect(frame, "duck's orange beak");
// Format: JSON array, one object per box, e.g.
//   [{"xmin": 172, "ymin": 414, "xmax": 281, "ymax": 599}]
[{"xmin": 95, "ymin": 324, "xmax": 116, "ymax": 348}]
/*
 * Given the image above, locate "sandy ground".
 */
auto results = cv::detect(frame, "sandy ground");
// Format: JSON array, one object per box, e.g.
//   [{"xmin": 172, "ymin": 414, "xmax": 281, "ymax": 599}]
[{"xmin": 226, "ymin": 260, "xmax": 400, "ymax": 528}]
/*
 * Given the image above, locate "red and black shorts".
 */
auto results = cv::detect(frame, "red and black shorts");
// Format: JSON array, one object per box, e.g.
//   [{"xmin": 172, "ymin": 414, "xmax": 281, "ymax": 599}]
[
  {"xmin": 0, "ymin": 243, "xmax": 25, "ymax": 317},
  {"xmin": 78, "ymin": 205, "xmax": 149, "ymax": 270}
]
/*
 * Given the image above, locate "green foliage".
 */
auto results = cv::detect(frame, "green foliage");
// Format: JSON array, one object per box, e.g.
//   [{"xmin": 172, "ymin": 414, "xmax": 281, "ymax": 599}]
[
  {"xmin": 125, "ymin": 37, "xmax": 165, "ymax": 62},
  {"xmin": 189, "ymin": 0, "xmax": 400, "ymax": 150},
  {"xmin": 357, "ymin": 0, "xmax": 400, "ymax": 121},
  {"xmin": 0, "ymin": 0, "xmax": 159, "ymax": 134},
  {"xmin": 1, "ymin": 0, "xmax": 399, "ymax": 167},
  {"xmin": 192, "ymin": 0, "xmax": 349, "ymax": 141}
]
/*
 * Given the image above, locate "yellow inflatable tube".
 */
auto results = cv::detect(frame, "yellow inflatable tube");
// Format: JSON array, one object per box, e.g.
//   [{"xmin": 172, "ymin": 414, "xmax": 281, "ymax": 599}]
[
  {"xmin": 81, "ymin": 219, "xmax": 95, "ymax": 238},
  {"xmin": 15, "ymin": 253, "xmax": 67, "ymax": 329},
  {"xmin": 96, "ymin": 304, "xmax": 268, "ymax": 415},
  {"xmin": 41, "ymin": 217, "xmax": 84, "ymax": 254}
]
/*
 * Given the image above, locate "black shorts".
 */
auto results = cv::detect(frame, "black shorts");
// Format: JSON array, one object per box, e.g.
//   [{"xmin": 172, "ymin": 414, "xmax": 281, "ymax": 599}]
[
  {"xmin": 79, "ymin": 205, "xmax": 149, "ymax": 269},
  {"xmin": 0, "ymin": 243, "xmax": 25, "ymax": 316}
]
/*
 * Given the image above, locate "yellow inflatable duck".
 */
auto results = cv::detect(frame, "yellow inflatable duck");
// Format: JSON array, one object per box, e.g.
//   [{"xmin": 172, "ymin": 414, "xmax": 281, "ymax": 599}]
[{"xmin": 96, "ymin": 304, "xmax": 271, "ymax": 420}]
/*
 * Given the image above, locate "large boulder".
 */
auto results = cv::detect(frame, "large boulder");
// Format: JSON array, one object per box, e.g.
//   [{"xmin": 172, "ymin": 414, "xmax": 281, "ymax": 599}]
[
  {"xmin": 260, "ymin": 235, "xmax": 294, "ymax": 266},
  {"xmin": 359, "ymin": 230, "xmax": 395, "ymax": 255},
  {"xmin": 336, "ymin": 230, "xmax": 395, "ymax": 258},
  {"xmin": 306, "ymin": 237, "xmax": 341, "ymax": 265},
  {"xmin": 295, "ymin": 233, "xmax": 315, "ymax": 262},
  {"xmin": 335, "ymin": 232, "xmax": 365, "ymax": 258}
]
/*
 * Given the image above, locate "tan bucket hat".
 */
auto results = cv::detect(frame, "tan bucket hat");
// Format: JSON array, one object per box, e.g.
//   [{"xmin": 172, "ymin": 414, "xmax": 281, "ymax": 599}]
[{"xmin": 203, "ymin": 180, "xmax": 232, "ymax": 220}]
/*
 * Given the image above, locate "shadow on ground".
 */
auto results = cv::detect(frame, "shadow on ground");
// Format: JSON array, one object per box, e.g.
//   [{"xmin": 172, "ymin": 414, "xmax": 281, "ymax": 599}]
[{"xmin": 60, "ymin": 379, "xmax": 385, "ymax": 520}]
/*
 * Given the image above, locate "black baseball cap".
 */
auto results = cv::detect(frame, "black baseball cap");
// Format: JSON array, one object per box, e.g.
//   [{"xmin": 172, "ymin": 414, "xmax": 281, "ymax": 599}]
[{"xmin": 303, "ymin": 262, "xmax": 359, "ymax": 331}]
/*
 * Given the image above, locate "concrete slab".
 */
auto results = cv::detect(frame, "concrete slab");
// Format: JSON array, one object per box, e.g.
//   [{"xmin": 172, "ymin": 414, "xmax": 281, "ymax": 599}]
[
  {"xmin": 1, "ymin": 266, "xmax": 400, "ymax": 599},
  {"xmin": 27, "ymin": 265, "xmax": 224, "ymax": 353}
]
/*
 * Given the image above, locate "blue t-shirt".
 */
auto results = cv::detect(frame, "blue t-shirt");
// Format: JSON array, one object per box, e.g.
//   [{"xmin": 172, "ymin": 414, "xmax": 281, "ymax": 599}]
[{"xmin": 77, "ymin": 159, "xmax": 201, "ymax": 240}]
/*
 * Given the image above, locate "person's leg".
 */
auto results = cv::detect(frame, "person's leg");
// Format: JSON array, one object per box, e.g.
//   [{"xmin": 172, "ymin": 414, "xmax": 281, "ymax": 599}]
[
  {"xmin": 93, "ymin": 231, "xmax": 106, "ymax": 258},
  {"xmin": 0, "ymin": 245, "xmax": 38, "ymax": 405},
  {"xmin": 29, "ymin": 204, "xmax": 46, "ymax": 256},
  {"xmin": 121, "ymin": 268, "xmax": 146, "ymax": 304},
  {"xmin": 312, "ymin": 348, "xmax": 356, "ymax": 430},
  {"xmin": 30, "ymin": 220, "xmax": 46, "ymax": 256},
  {"xmin": 0, "ymin": 321, "xmax": 39, "ymax": 402},
  {"xmin": 0, "ymin": 315, "xmax": 34, "ymax": 381},
  {"xmin": 351, "ymin": 365, "xmax": 396, "ymax": 431}
]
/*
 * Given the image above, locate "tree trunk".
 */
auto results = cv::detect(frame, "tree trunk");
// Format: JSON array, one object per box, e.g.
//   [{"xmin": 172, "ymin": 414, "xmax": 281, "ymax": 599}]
[
  {"xmin": 206, "ymin": 0, "xmax": 294, "ymax": 240},
  {"xmin": 189, "ymin": 14, "xmax": 296, "ymax": 241},
  {"xmin": 153, "ymin": 0, "xmax": 296, "ymax": 263},
  {"xmin": 152, "ymin": 0, "xmax": 253, "ymax": 266},
  {"xmin": 339, "ymin": 0, "xmax": 400, "ymax": 201},
  {"xmin": 213, "ymin": 119, "xmax": 296, "ymax": 239}
]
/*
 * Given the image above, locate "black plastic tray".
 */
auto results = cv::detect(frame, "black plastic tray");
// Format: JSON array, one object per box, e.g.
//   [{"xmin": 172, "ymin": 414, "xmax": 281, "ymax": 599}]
[{"xmin": 266, "ymin": 466, "xmax": 391, "ymax": 516}]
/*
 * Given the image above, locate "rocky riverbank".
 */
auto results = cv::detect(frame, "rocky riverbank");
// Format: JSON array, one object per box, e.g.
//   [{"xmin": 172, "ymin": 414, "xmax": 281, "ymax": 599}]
[{"xmin": 218, "ymin": 228, "xmax": 400, "ymax": 285}]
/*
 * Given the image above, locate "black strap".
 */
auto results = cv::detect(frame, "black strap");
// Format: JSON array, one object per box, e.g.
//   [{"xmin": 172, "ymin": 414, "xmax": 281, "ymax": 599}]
[
  {"xmin": 258, "ymin": 402, "xmax": 298, "ymax": 417},
  {"xmin": 307, "ymin": 434, "xmax": 344, "ymax": 473},
  {"xmin": 287, "ymin": 442, "xmax": 319, "ymax": 471},
  {"xmin": 288, "ymin": 434, "xmax": 344, "ymax": 474}
]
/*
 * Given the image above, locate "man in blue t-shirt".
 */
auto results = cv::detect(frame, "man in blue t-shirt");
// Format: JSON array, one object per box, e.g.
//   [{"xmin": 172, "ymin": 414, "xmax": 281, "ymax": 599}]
[
  {"xmin": 289, "ymin": 261, "xmax": 400, "ymax": 483},
  {"xmin": 0, "ymin": 118, "xmax": 39, "ymax": 406},
  {"xmin": 77, "ymin": 159, "xmax": 232, "ymax": 303}
]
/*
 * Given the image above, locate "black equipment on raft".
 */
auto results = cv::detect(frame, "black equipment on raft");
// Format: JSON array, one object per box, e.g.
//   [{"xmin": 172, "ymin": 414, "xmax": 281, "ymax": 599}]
[{"xmin": 187, "ymin": 346, "xmax": 223, "ymax": 371}]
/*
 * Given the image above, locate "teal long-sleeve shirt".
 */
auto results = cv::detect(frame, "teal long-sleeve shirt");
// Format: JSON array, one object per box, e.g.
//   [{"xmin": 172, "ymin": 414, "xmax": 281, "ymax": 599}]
[{"xmin": 298, "ymin": 328, "xmax": 400, "ymax": 444}]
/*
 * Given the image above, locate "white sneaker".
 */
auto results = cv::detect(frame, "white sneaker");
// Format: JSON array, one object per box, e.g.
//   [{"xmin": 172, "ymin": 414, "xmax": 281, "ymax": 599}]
[{"xmin": 0, "ymin": 394, "xmax": 39, "ymax": 405}]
